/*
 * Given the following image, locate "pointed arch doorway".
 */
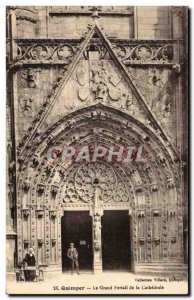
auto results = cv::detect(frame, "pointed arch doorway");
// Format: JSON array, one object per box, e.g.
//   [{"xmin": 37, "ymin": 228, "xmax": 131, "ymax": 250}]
[
  {"xmin": 61, "ymin": 210, "xmax": 93, "ymax": 272},
  {"xmin": 61, "ymin": 209, "xmax": 132, "ymax": 273},
  {"xmin": 102, "ymin": 210, "xmax": 131, "ymax": 271},
  {"xmin": 59, "ymin": 160, "xmax": 134, "ymax": 273}
]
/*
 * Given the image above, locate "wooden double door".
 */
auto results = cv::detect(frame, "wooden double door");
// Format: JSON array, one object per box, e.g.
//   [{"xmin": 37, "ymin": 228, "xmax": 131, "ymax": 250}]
[{"xmin": 61, "ymin": 210, "xmax": 131, "ymax": 272}]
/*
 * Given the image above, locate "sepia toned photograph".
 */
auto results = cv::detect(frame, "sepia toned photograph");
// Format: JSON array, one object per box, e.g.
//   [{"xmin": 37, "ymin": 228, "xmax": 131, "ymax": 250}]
[{"xmin": 6, "ymin": 5, "xmax": 189, "ymax": 295}]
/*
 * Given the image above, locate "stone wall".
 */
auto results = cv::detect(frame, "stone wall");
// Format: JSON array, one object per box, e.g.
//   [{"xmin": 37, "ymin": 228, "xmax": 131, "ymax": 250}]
[
  {"xmin": 136, "ymin": 7, "xmax": 171, "ymax": 39},
  {"xmin": 11, "ymin": 6, "xmax": 178, "ymax": 40}
]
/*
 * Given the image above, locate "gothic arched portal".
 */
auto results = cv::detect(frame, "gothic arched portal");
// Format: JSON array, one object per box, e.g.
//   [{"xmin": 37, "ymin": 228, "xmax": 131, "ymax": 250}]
[{"xmin": 16, "ymin": 104, "xmax": 184, "ymax": 273}]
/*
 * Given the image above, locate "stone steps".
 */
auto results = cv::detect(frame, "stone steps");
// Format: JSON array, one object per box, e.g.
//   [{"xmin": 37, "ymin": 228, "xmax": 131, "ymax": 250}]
[{"xmin": 134, "ymin": 263, "xmax": 188, "ymax": 277}]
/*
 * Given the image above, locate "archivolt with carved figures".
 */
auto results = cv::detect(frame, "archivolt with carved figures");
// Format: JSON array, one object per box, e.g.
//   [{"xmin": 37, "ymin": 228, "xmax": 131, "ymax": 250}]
[{"xmin": 16, "ymin": 104, "xmax": 183, "ymax": 270}]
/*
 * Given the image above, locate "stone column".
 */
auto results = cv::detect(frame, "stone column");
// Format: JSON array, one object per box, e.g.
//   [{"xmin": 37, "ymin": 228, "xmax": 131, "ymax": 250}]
[
  {"xmin": 6, "ymin": 9, "xmax": 17, "ymax": 274},
  {"xmin": 92, "ymin": 208, "xmax": 103, "ymax": 273},
  {"xmin": 6, "ymin": 185, "xmax": 17, "ymax": 271}
]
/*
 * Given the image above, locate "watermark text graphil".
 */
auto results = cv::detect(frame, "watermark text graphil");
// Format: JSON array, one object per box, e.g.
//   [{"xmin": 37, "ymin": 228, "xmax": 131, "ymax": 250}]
[{"xmin": 47, "ymin": 144, "xmax": 147, "ymax": 164}]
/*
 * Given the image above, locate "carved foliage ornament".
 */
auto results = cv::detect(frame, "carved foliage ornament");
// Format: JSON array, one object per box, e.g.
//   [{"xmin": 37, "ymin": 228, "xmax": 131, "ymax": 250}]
[
  {"xmin": 16, "ymin": 43, "xmax": 78, "ymax": 63},
  {"xmin": 14, "ymin": 7, "xmax": 38, "ymax": 23},
  {"xmin": 112, "ymin": 42, "xmax": 174, "ymax": 64},
  {"xmin": 171, "ymin": 6, "xmax": 185, "ymax": 19}
]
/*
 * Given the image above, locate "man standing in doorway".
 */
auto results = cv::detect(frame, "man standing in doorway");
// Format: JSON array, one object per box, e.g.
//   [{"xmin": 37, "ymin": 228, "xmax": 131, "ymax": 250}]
[{"xmin": 67, "ymin": 243, "xmax": 80, "ymax": 275}]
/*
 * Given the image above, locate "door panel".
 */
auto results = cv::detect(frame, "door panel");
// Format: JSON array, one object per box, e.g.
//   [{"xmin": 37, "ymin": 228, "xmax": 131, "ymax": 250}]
[
  {"xmin": 61, "ymin": 211, "xmax": 93, "ymax": 271},
  {"xmin": 102, "ymin": 210, "xmax": 131, "ymax": 271}
]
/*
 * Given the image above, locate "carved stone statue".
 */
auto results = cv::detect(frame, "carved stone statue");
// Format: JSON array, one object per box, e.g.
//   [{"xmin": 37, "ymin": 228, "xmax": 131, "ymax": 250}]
[
  {"xmin": 91, "ymin": 62, "xmax": 108, "ymax": 101},
  {"xmin": 93, "ymin": 214, "xmax": 102, "ymax": 250}
]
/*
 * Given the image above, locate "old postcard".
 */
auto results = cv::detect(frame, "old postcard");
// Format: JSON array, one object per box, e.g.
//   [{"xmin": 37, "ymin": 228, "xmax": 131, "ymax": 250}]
[{"xmin": 6, "ymin": 5, "xmax": 188, "ymax": 295}]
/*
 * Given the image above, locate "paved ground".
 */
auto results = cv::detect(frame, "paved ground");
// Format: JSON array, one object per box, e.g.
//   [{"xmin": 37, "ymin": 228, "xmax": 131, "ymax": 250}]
[{"xmin": 6, "ymin": 271, "xmax": 188, "ymax": 295}]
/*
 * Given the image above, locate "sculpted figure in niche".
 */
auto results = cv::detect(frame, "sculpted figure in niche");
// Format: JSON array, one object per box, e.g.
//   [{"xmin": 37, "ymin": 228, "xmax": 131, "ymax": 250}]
[
  {"xmin": 161, "ymin": 101, "xmax": 172, "ymax": 119},
  {"xmin": 125, "ymin": 93, "xmax": 133, "ymax": 110},
  {"xmin": 94, "ymin": 214, "xmax": 101, "ymax": 248},
  {"xmin": 19, "ymin": 97, "xmax": 34, "ymax": 117},
  {"xmin": 153, "ymin": 93, "xmax": 172, "ymax": 121},
  {"xmin": 91, "ymin": 62, "xmax": 108, "ymax": 101},
  {"xmin": 19, "ymin": 69, "xmax": 37, "ymax": 88}
]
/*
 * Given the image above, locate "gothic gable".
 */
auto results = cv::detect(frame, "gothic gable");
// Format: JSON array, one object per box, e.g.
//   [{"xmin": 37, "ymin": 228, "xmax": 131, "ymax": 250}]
[{"xmin": 16, "ymin": 24, "xmax": 179, "ymax": 162}]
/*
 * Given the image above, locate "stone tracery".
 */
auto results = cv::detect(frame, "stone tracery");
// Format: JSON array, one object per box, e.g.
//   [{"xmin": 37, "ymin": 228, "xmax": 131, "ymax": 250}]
[{"xmin": 63, "ymin": 161, "xmax": 129, "ymax": 204}]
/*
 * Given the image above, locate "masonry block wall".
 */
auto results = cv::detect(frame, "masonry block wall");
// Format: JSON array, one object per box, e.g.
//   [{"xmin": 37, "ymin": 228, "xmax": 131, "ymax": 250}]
[{"xmin": 9, "ymin": 6, "xmax": 185, "ymax": 40}]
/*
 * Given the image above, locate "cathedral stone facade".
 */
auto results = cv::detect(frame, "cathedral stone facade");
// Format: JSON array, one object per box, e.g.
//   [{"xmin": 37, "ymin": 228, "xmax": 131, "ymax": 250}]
[{"xmin": 6, "ymin": 6, "xmax": 188, "ymax": 275}]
